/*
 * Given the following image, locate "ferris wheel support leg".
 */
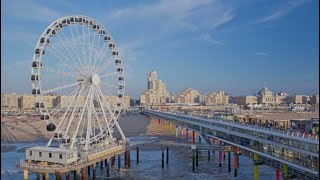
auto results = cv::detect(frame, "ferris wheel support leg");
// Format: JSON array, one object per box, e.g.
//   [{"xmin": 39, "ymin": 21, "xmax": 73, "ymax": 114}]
[
  {"xmin": 115, "ymin": 121, "xmax": 126, "ymax": 140},
  {"xmin": 47, "ymin": 138, "xmax": 53, "ymax": 147}
]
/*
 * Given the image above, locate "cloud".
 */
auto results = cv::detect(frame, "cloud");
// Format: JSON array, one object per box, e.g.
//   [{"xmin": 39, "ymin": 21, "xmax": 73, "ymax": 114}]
[
  {"xmin": 3, "ymin": 0, "xmax": 63, "ymax": 22},
  {"xmin": 255, "ymin": 52, "xmax": 268, "ymax": 56},
  {"xmin": 199, "ymin": 33, "xmax": 223, "ymax": 45},
  {"xmin": 257, "ymin": 0, "xmax": 306, "ymax": 23},
  {"xmin": 103, "ymin": 0, "xmax": 234, "ymax": 45}
]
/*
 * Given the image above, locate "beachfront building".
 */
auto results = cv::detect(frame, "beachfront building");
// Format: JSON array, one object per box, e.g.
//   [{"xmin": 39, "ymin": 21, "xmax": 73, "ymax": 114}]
[
  {"xmin": 140, "ymin": 70, "xmax": 169, "ymax": 106},
  {"xmin": 1, "ymin": 93, "xmax": 18, "ymax": 109},
  {"xmin": 235, "ymin": 96, "xmax": 258, "ymax": 106},
  {"xmin": 204, "ymin": 91, "xmax": 229, "ymax": 105},
  {"xmin": 18, "ymin": 95, "xmax": 36, "ymax": 110},
  {"xmin": 310, "ymin": 94, "xmax": 319, "ymax": 105},
  {"xmin": 42, "ymin": 94, "xmax": 57, "ymax": 109},
  {"xmin": 102, "ymin": 95, "xmax": 130, "ymax": 110},
  {"xmin": 285, "ymin": 95, "xmax": 308, "ymax": 104},
  {"xmin": 173, "ymin": 88, "xmax": 200, "ymax": 104}
]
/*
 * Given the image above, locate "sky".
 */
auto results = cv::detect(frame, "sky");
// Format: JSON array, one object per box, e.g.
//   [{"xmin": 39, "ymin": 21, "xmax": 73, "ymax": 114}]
[{"xmin": 1, "ymin": 0, "xmax": 319, "ymax": 99}]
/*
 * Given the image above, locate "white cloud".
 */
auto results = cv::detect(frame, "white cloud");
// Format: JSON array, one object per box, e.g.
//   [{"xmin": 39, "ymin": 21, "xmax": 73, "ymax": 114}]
[
  {"xmin": 3, "ymin": 0, "xmax": 63, "ymax": 22},
  {"xmin": 199, "ymin": 33, "xmax": 223, "ymax": 45},
  {"xmin": 255, "ymin": 52, "xmax": 268, "ymax": 56},
  {"xmin": 257, "ymin": 0, "xmax": 306, "ymax": 23}
]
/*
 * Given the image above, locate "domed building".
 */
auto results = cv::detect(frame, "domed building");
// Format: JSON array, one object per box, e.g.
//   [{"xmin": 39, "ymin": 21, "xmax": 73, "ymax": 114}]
[{"xmin": 257, "ymin": 82, "xmax": 276, "ymax": 105}]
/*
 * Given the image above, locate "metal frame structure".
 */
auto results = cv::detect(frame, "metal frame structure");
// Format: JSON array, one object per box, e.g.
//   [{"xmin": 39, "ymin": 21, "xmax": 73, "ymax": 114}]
[
  {"xmin": 31, "ymin": 15, "xmax": 126, "ymax": 152},
  {"xmin": 143, "ymin": 109, "xmax": 319, "ymax": 179}
]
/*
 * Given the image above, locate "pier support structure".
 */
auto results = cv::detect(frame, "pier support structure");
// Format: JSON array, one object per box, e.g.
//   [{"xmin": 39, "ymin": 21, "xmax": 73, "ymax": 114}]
[{"xmin": 23, "ymin": 170, "xmax": 28, "ymax": 180}]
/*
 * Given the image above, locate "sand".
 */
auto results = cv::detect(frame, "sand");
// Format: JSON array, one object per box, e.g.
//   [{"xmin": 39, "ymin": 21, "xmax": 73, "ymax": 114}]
[{"xmin": 1, "ymin": 114, "xmax": 177, "ymax": 145}]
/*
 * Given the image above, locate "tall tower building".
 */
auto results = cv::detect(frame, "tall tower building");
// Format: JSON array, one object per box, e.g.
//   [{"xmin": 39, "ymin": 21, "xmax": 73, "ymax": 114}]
[{"xmin": 140, "ymin": 70, "xmax": 169, "ymax": 106}]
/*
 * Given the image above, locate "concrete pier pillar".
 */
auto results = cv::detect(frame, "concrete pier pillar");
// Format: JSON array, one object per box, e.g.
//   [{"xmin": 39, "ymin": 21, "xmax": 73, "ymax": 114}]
[
  {"xmin": 73, "ymin": 170, "xmax": 76, "ymax": 180},
  {"xmin": 219, "ymin": 150, "xmax": 222, "ymax": 167},
  {"xmin": 192, "ymin": 149, "xmax": 195, "ymax": 172},
  {"xmin": 43, "ymin": 172, "xmax": 49, "ymax": 180},
  {"xmin": 23, "ymin": 170, "xmax": 28, "ymax": 180},
  {"xmin": 105, "ymin": 159, "xmax": 108, "ymax": 167},
  {"xmin": 93, "ymin": 163, "xmax": 96, "ymax": 179},
  {"xmin": 36, "ymin": 172, "xmax": 40, "ymax": 180},
  {"xmin": 56, "ymin": 171, "xmax": 62, "ymax": 180},
  {"xmin": 106, "ymin": 159, "xmax": 110, "ymax": 177},
  {"xmin": 88, "ymin": 165, "xmax": 91, "ymax": 176},
  {"xmin": 192, "ymin": 131, "xmax": 195, "ymax": 143},
  {"xmin": 128, "ymin": 150, "xmax": 131, "ymax": 168},
  {"xmin": 162, "ymin": 146, "xmax": 164, "ymax": 169},
  {"xmin": 186, "ymin": 129, "xmax": 189, "ymax": 143},
  {"xmin": 76, "ymin": 169, "xmax": 80, "ymax": 180},
  {"xmin": 208, "ymin": 150, "xmax": 210, "ymax": 161},
  {"xmin": 276, "ymin": 169, "xmax": 281, "ymax": 180},
  {"xmin": 81, "ymin": 167, "xmax": 86, "ymax": 180},
  {"xmin": 228, "ymin": 151, "xmax": 231, "ymax": 172},
  {"xmin": 196, "ymin": 149, "xmax": 199, "ymax": 167},
  {"xmin": 100, "ymin": 161, "xmax": 103, "ymax": 169},
  {"xmin": 254, "ymin": 154, "xmax": 259, "ymax": 180},
  {"xmin": 283, "ymin": 164, "xmax": 289, "ymax": 180},
  {"xmin": 65, "ymin": 171, "xmax": 70, "ymax": 180},
  {"xmin": 111, "ymin": 156, "xmax": 115, "ymax": 167},
  {"xmin": 137, "ymin": 146, "xmax": 139, "ymax": 164},
  {"xmin": 233, "ymin": 147, "xmax": 238, "ymax": 177},
  {"xmin": 66, "ymin": 171, "xmax": 70, "ymax": 180},
  {"xmin": 125, "ymin": 151, "xmax": 129, "ymax": 169},
  {"xmin": 118, "ymin": 154, "xmax": 121, "ymax": 172},
  {"xmin": 175, "ymin": 125, "xmax": 178, "ymax": 137},
  {"xmin": 166, "ymin": 147, "xmax": 169, "ymax": 164},
  {"xmin": 223, "ymin": 151, "xmax": 226, "ymax": 160}
]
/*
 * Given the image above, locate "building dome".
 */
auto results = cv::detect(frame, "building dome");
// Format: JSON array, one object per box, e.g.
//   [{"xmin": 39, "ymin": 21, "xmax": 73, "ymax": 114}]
[{"xmin": 258, "ymin": 87, "xmax": 273, "ymax": 96}]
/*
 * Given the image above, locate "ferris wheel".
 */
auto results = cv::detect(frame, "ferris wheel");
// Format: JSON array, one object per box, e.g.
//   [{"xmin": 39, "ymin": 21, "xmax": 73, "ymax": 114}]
[{"xmin": 31, "ymin": 15, "xmax": 126, "ymax": 151}]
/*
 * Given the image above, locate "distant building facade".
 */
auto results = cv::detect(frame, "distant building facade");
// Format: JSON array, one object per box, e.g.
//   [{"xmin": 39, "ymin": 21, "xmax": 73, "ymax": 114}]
[
  {"xmin": 1, "ymin": 93, "xmax": 18, "ymax": 109},
  {"xmin": 140, "ymin": 70, "xmax": 169, "ymax": 106},
  {"xmin": 310, "ymin": 94, "xmax": 319, "ymax": 105},
  {"xmin": 204, "ymin": 91, "xmax": 229, "ymax": 105},
  {"xmin": 173, "ymin": 88, "xmax": 200, "ymax": 104}
]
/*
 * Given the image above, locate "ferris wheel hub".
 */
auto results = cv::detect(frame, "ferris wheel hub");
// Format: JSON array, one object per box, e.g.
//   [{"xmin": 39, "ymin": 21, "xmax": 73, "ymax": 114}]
[{"xmin": 91, "ymin": 74, "xmax": 100, "ymax": 85}]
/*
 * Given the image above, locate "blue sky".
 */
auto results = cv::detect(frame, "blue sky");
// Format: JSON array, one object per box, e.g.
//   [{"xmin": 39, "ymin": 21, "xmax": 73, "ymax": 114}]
[{"xmin": 1, "ymin": 0, "xmax": 319, "ymax": 99}]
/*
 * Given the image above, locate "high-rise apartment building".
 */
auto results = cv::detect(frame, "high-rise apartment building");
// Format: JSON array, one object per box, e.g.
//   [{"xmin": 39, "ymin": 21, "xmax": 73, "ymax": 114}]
[
  {"xmin": 173, "ymin": 88, "xmax": 200, "ymax": 104},
  {"xmin": 205, "ymin": 91, "xmax": 229, "ymax": 105},
  {"xmin": 1, "ymin": 93, "xmax": 18, "ymax": 109},
  {"xmin": 140, "ymin": 70, "xmax": 169, "ymax": 106}
]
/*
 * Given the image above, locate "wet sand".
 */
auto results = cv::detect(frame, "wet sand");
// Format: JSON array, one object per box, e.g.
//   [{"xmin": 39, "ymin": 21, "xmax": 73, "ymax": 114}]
[{"xmin": 1, "ymin": 114, "xmax": 178, "ymax": 152}]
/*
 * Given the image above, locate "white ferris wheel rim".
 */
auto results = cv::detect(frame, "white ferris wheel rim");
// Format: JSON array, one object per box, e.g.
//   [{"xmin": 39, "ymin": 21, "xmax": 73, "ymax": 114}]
[{"xmin": 31, "ymin": 15, "xmax": 126, "ymax": 150}]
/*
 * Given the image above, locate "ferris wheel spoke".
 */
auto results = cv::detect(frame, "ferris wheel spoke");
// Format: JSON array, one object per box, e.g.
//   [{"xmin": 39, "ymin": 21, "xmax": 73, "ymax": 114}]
[
  {"xmin": 94, "ymin": 86, "xmax": 114, "ymax": 139},
  {"xmin": 42, "ymin": 82, "xmax": 80, "ymax": 94},
  {"xmin": 92, "ymin": 42, "xmax": 106, "ymax": 72},
  {"xmin": 92, "ymin": 106, "xmax": 103, "ymax": 133},
  {"xmin": 95, "ymin": 55, "xmax": 114, "ymax": 74},
  {"xmin": 100, "ymin": 82, "xmax": 119, "ymax": 90},
  {"xmin": 97, "ymin": 87, "xmax": 126, "ymax": 140},
  {"xmin": 62, "ymin": 30, "xmax": 82, "ymax": 69},
  {"xmin": 99, "ymin": 72, "xmax": 119, "ymax": 79},
  {"xmin": 47, "ymin": 44, "xmax": 82, "ymax": 73},
  {"xmin": 68, "ymin": 25, "xmax": 86, "ymax": 70},
  {"xmin": 95, "ymin": 46, "xmax": 113, "ymax": 71},
  {"xmin": 92, "ymin": 32, "xmax": 102, "ymax": 73},
  {"xmin": 55, "ymin": 33, "xmax": 81, "ymax": 68},
  {"xmin": 61, "ymin": 27, "xmax": 83, "ymax": 68},
  {"xmin": 89, "ymin": 29, "xmax": 97, "ymax": 73},
  {"xmin": 55, "ymin": 85, "xmax": 85, "ymax": 131},
  {"xmin": 42, "ymin": 67, "xmax": 78, "ymax": 79},
  {"xmin": 64, "ymin": 84, "xmax": 86, "ymax": 137},
  {"xmin": 75, "ymin": 24, "xmax": 87, "ymax": 74},
  {"xmin": 49, "ymin": 86, "xmax": 80, "ymax": 119}
]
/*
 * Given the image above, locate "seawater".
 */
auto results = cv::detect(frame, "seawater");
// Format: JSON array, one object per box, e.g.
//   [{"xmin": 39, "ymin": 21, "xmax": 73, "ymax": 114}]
[{"xmin": 1, "ymin": 142, "xmax": 277, "ymax": 180}]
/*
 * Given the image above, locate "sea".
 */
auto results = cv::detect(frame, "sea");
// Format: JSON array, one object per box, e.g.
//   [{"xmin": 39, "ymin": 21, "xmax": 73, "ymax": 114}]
[{"xmin": 1, "ymin": 142, "xmax": 278, "ymax": 180}]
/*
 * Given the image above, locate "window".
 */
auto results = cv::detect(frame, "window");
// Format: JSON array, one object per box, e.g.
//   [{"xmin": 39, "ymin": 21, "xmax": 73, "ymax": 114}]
[
  {"xmin": 59, "ymin": 154, "xmax": 62, "ymax": 159},
  {"xmin": 29, "ymin": 151, "xmax": 32, "ymax": 156},
  {"xmin": 49, "ymin": 153, "xmax": 52, "ymax": 158},
  {"xmin": 39, "ymin": 152, "xmax": 42, "ymax": 157}
]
